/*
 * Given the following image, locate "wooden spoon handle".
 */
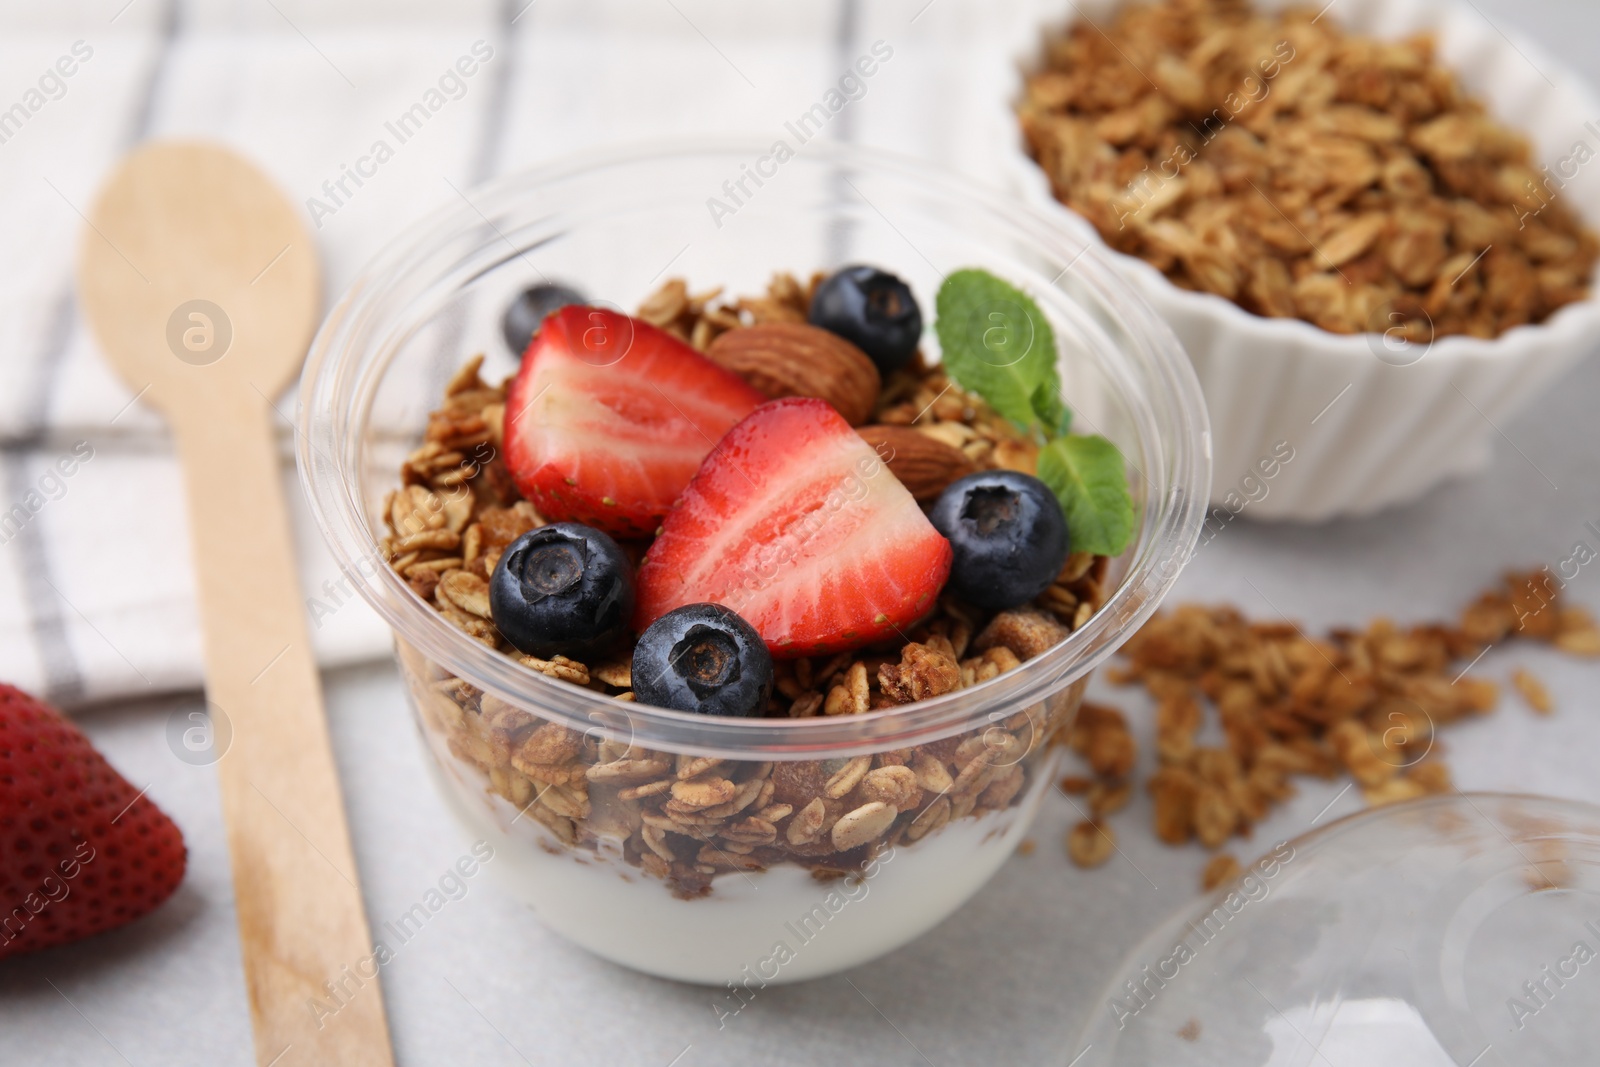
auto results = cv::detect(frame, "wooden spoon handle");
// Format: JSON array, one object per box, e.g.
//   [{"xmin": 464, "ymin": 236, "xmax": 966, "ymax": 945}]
[{"xmin": 169, "ymin": 392, "xmax": 394, "ymax": 1067}]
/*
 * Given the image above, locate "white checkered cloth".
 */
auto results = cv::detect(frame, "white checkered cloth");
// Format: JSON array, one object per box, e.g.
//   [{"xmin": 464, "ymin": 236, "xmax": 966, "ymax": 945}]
[{"xmin": 0, "ymin": 0, "xmax": 1033, "ymax": 706}]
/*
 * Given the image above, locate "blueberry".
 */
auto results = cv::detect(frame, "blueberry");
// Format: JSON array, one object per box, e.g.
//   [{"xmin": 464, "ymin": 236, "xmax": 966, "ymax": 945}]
[
  {"xmin": 807, "ymin": 265, "xmax": 922, "ymax": 374},
  {"xmin": 489, "ymin": 523, "xmax": 634, "ymax": 659},
  {"xmin": 503, "ymin": 282, "xmax": 586, "ymax": 357},
  {"xmin": 928, "ymin": 471, "xmax": 1070, "ymax": 611},
  {"xmin": 632, "ymin": 604, "xmax": 773, "ymax": 718}
]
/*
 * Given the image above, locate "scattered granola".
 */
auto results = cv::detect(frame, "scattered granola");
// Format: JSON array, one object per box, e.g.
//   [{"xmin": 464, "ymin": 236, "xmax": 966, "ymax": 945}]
[
  {"xmin": 1200, "ymin": 852, "xmax": 1243, "ymax": 890},
  {"xmin": 389, "ymin": 272, "xmax": 1115, "ymax": 896},
  {"xmin": 1065, "ymin": 570, "xmax": 1597, "ymax": 873},
  {"xmin": 1019, "ymin": 0, "xmax": 1598, "ymax": 339}
]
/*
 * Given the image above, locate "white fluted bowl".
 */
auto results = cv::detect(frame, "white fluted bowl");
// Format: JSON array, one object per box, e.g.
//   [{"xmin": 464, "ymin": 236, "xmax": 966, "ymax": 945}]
[{"xmin": 1008, "ymin": 0, "xmax": 1600, "ymax": 521}]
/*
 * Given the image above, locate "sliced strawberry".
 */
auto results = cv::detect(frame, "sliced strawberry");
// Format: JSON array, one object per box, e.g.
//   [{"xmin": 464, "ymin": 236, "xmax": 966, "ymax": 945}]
[
  {"xmin": 635, "ymin": 398, "xmax": 953, "ymax": 657},
  {"xmin": 0, "ymin": 684, "xmax": 187, "ymax": 960},
  {"xmin": 503, "ymin": 306, "xmax": 765, "ymax": 537}
]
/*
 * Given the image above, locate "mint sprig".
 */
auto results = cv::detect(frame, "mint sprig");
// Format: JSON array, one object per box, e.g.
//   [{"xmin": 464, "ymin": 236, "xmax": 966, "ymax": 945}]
[
  {"xmin": 933, "ymin": 268, "xmax": 1134, "ymax": 557},
  {"xmin": 934, "ymin": 268, "xmax": 1063, "ymax": 429},
  {"xmin": 1036, "ymin": 435, "xmax": 1135, "ymax": 558},
  {"xmin": 1029, "ymin": 381, "xmax": 1073, "ymax": 437}
]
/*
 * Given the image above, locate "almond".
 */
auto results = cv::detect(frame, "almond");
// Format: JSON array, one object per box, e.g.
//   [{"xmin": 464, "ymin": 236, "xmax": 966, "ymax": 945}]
[
  {"xmin": 705, "ymin": 323, "xmax": 880, "ymax": 426},
  {"xmin": 855, "ymin": 425, "xmax": 977, "ymax": 501}
]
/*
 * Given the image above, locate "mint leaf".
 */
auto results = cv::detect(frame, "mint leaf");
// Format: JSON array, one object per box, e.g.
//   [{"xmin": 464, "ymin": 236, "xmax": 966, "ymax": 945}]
[
  {"xmin": 934, "ymin": 267, "xmax": 1135, "ymax": 558},
  {"xmin": 1036, "ymin": 435, "xmax": 1135, "ymax": 557},
  {"xmin": 935, "ymin": 269, "xmax": 1060, "ymax": 428},
  {"xmin": 1029, "ymin": 382, "xmax": 1072, "ymax": 437}
]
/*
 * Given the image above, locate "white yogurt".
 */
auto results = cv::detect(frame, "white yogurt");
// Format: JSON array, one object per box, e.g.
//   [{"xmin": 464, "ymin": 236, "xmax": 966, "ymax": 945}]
[{"xmin": 425, "ymin": 750, "xmax": 1051, "ymax": 985}]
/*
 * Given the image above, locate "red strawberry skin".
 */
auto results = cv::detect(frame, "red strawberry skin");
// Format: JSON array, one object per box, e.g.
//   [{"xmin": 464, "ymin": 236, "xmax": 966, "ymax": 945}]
[
  {"xmin": 0, "ymin": 685, "xmax": 186, "ymax": 960},
  {"xmin": 503, "ymin": 306, "xmax": 765, "ymax": 537},
  {"xmin": 636, "ymin": 398, "xmax": 953, "ymax": 657}
]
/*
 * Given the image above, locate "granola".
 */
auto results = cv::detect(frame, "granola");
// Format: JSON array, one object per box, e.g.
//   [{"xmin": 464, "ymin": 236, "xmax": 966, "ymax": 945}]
[
  {"xmin": 389, "ymin": 273, "xmax": 1113, "ymax": 896},
  {"xmin": 1059, "ymin": 569, "xmax": 1599, "ymax": 877},
  {"xmin": 1019, "ymin": 0, "xmax": 1599, "ymax": 339},
  {"xmin": 1067, "ymin": 818, "xmax": 1117, "ymax": 868}
]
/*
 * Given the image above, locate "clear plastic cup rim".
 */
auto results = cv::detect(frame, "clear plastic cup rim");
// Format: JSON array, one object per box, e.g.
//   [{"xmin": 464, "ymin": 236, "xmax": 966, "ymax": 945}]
[{"xmin": 296, "ymin": 139, "xmax": 1212, "ymax": 759}]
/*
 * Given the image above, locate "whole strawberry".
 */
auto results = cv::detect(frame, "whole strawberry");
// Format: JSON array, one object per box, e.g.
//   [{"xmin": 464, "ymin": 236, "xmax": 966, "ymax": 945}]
[{"xmin": 0, "ymin": 684, "xmax": 186, "ymax": 959}]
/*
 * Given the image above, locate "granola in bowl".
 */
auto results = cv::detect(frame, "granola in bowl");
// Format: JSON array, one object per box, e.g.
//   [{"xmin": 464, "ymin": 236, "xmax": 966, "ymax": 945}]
[
  {"xmin": 388, "ymin": 270, "xmax": 1119, "ymax": 903},
  {"xmin": 1018, "ymin": 0, "xmax": 1599, "ymax": 339},
  {"xmin": 296, "ymin": 144, "xmax": 1211, "ymax": 983},
  {"xmin": 1010, "ymin": 0, "xmax": 1600, "ymax": 520}
]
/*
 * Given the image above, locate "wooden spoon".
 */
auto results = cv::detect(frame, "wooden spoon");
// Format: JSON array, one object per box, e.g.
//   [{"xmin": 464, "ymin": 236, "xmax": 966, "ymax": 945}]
[{"xmin": 76, "ymin": 141, "xmax": 394, "ymax": 1067}]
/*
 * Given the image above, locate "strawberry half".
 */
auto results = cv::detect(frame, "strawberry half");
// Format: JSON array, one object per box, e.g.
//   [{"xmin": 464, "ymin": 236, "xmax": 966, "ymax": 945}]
[
  {"xmin": 503, "ymin": 306, "xmax": 765, "ymax": 537},
  {"xmin": 0, "ymin": 684, "xmax": 186, "ymax": 960},
  {"xmin": 635, "ymin": 398, "xmax": 953, "ymax": 657}
]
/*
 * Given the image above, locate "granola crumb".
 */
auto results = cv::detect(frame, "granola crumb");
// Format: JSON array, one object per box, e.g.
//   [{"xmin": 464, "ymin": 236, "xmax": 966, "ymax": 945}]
[
  {"xmin": 1067, "ymin": 819, "xmax": 1116, "ymax": 868},
  {"xmin": 1513, "ymin": 667, "xmax": 1554, "ymax": 714},
  {"xmin": 1068, "ymin": 703, "xmax": 1138, "ymax": 779},
  {"xmin": 1178, "ymin": 1018, "xmax": 1202, "ymax": 1042},
  {"xmin": 1201, "ymin": 853, "xmax": 1242, "ymax": 891},
  {"xmin": 975, "ymin": 609, "xmax": 1072, "ymax": 661},
  {"xmin": 878, "ymin": 642, "xmax": 963, "ymax": 703},
  {"xmin": 1088, "ymin": 779, "xmax": 1131, "ymax": 818}
]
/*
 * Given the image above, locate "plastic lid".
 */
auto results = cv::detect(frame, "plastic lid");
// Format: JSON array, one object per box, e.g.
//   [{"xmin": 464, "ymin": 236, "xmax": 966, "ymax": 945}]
[{"xmin": 1072, "ymin": 794, "xmax": 1600, "ymax": 1066}]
